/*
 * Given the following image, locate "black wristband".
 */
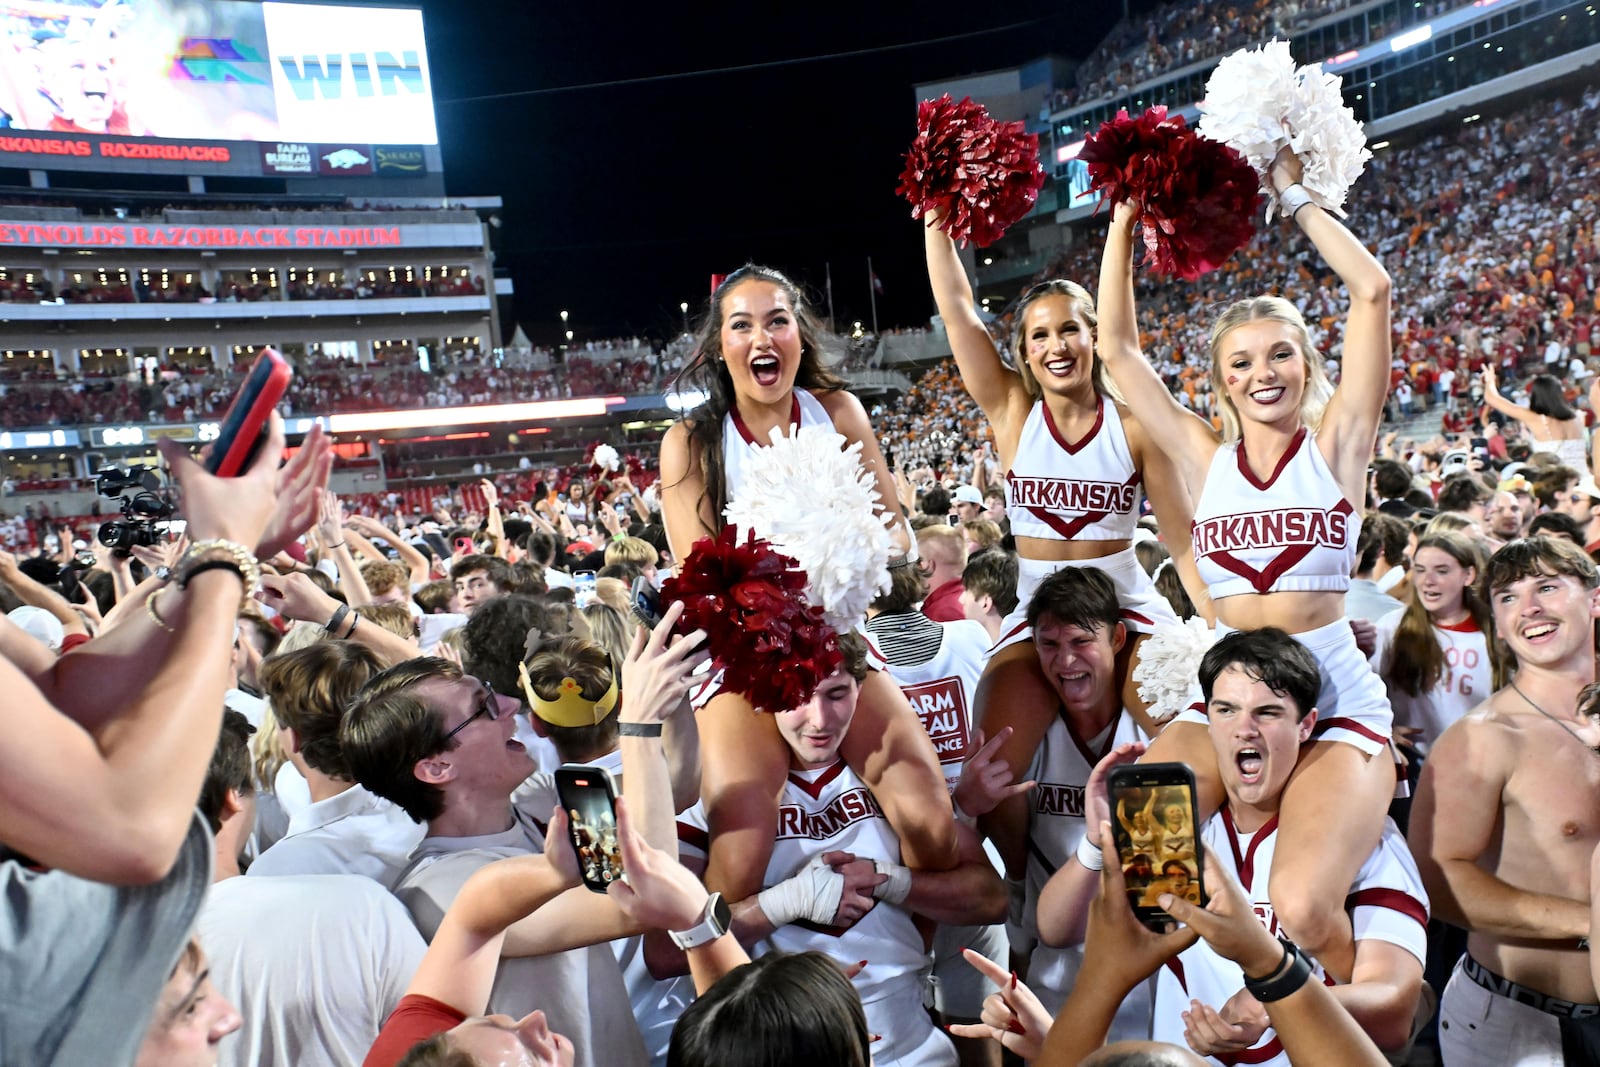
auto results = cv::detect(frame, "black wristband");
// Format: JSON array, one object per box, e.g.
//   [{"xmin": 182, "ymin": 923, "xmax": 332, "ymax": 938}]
[
  {"xmin": 1244, "ymin": 939, "xmax": 1314, "ymax": 1003},
  {"xmin": 179, "ymin": 559, "xmax": 245, "ymax": 590},
  {"xmin": 324, "ymin": 602, "xmax": 351, "ymax": 635},
  {"xmin": 617, "ymin": 721, "xmax": 664, "ymax": 737}
]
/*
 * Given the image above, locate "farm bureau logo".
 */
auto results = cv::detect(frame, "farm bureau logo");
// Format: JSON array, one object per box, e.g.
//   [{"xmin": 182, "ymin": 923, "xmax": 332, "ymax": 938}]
[{"xmin": 901, "ymin": 677, "xmax": 970, "ymax": 765}]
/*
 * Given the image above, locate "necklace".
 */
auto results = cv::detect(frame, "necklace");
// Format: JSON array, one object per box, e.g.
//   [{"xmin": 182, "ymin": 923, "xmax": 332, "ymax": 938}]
[{"xmin": 1510, "ymin": 680, "xmax": 1600, "ymax": 756}]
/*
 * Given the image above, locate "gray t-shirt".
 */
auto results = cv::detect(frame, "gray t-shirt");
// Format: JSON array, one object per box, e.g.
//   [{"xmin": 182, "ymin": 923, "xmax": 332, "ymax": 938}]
[
  {"xmin": 0, "ymin": 813, "xmax": 213, "ymax": 1067},
  {"xmin": 392, "ymin": 806, "xmax": 647, "ymax": 1067}
]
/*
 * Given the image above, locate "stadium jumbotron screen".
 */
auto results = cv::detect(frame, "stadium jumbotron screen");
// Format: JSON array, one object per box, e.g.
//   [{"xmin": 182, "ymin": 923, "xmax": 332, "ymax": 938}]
[{"xmin": 0, "ymin": 0, "xmax": 437, "ymax": 177}]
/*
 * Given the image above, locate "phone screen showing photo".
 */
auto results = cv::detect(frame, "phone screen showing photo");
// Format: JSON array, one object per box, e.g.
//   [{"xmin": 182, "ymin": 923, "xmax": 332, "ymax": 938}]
[
  {"xmin": 554, "ymin": 766, "xmax": 623, "ymax": 893},
  {"xmin": 1107, "ymin": 762, "xmax": 1206, "ymax": 929}
]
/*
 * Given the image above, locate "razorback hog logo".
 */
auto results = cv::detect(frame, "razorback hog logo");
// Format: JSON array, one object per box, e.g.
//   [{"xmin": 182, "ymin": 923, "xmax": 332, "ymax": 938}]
[
  {"xmin": 901, "ymin": 678, "xmax": 970, "ymax": 765},
  {"xmin": 1008, "ymin": 477, "xmax": 1137, "ymax": 513},
  {"xmin": 777, "ymin": 787, "xmax": 883, "ymax": 840}
]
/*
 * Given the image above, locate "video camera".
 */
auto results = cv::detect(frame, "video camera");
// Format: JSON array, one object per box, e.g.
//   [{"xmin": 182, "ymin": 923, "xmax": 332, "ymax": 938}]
[{"xmin": 95, "ymin": 465, "xmax": 175, "ymax": 555}]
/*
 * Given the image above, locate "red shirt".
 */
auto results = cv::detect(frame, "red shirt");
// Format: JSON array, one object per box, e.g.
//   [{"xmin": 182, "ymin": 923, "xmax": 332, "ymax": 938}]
[
  {"xmin": 364, "ymin": 995, "xmax": 466, "ymax": 1067},
  {"xmin": 921, "ymin": 578, "xmax": 966, "ymax": 623}
]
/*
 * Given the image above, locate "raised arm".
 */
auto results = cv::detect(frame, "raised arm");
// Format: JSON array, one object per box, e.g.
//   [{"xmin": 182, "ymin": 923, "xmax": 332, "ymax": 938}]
[
  {"xmin": 1481, "ymin": 363, "xmax": 1540, "ymax": 427},
  {"xmin": 822, "ymin": 390, "xmax": 912, "ymax": 556},
  {"xmin": 1410, "ymin": 721, "xmax": 1589, "ymax": 940},
  {"xmin": 1277, "ymin": 149, "xmax": 1392, "ymax": 491},
  {"xmin": 924, "ymin": 218, "xmax": 1022, "ymax": 421},
  {"xmin": 349, "ymin": 514, "xmax": 430, "ymax": 587},
  {"xmin": 1098, "ymin": 201, "xmax": 1220, "ymax": 486}
]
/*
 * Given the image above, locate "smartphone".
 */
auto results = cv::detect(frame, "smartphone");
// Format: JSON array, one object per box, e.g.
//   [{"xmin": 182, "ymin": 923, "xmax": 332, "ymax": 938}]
[
  {"xmin": 574, "ymin": 569, "xmax": 597, "ymax": 609},
  {"xmin": 453, "ymin": 536, "xmax": 474, "ymax": 555},
  {"xmin": 947, "ymin": 513, "xmax": 959, "ymax": 526},
  {"xmin": 553, "ymin": 765, "xmax": 623, "ymax": 893},
  {"xmin": 630, "ymin": 573, "xmax": 662, "ymax": 628},
  {"xmin": 206, "ymin": 348, "xmax": 292, "ymax": 476},
  {"xmin": 1470, "ymin": 435, "xmax": 1490, "ymax": 457},
  {"xmin": 1106, "ymin": 762, "xmax": 1206, "ymax": 930}
]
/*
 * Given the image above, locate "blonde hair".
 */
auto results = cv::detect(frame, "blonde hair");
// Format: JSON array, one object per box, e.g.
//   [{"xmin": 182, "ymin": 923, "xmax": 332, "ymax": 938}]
[
  {"xmin": 1010, "ymin": 281, "xmax": 1120, "ymax": 402},
  {"xmin": 582, "ymin": 603, "xmax": 633, "ymax": 665},
  {"xmin": 594, "ymin": 576, "xmax": 634, "ymax": 621},
  {"xmin": 252, "ymin": 702, "xmax": 289, "ymax": 790},
  {"xmin": 605, "ymin": 536, "xmax": 657, "ymax": 570},
  {"xmin": 1208, "ymin": 296, "xmax": 1333, "ymax": 442},
  {"xmin": 273, "ymin": 619, "xmax": 328, "ymax": 657}
]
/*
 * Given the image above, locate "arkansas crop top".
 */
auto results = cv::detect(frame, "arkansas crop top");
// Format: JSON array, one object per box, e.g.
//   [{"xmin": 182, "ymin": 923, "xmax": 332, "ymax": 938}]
[
  {"xmin": 721, "ymin": 389, "xmax": 833, "ymax": 502},
  {"xmin": 1005, "ymin": 397, "xmax": 1141, "ymax": 542},
  {"xmin": 1191, "ymin": 428, "xmax": 1356, "ymax": 600}
]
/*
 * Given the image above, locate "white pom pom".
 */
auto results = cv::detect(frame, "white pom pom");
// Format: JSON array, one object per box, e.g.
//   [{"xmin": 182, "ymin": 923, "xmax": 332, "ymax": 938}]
[
  {"xmin": 592, "ymin": 444, "xmax": 620, "ymax": 472},
  {"xmin": 724, "ymin": 427, "xmax": 893, "ymax": 634},
  {"xmin": 1198, "ymin": 39, "xmax": 1372, "ymax": 221},
  {"xmin": 1133, "ymin": 617, "xmax": 1217, "ymax": 726}
]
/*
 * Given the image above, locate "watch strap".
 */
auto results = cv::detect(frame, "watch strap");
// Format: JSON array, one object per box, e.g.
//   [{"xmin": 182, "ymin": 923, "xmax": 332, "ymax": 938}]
[
  {"xmin": 617, "ymin": 721, "xmax": 664, "ymax": 737},
  {"xmin": 669, "ymin": 892, "xmax": 729, "ymax": 950}
]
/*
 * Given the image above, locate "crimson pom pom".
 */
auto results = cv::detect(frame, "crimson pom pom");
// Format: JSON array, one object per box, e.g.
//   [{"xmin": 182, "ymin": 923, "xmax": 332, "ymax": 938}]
[
  {"xmin": 1078, "ymin": 106, "xmax": 1260, "ymax": 280},
  {"xmin": 663, "ymin": 527, "xmax": 842, "ymax": 714},
  {"xmin": 897, "ymin": 94, "xmax": 1046, "ymax": 249}
]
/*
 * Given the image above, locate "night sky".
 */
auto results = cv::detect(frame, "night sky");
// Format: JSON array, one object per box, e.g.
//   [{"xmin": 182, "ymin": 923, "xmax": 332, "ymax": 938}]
[{"xmin": 416, "ymin": 0, "xmax": 1124, "ymax": 344}]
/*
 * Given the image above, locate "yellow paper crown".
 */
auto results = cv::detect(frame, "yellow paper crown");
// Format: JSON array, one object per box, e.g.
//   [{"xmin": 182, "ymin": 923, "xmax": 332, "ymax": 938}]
[{"xmin": 519, "ymin": 661, "xmax": 619, "ymax": 728}]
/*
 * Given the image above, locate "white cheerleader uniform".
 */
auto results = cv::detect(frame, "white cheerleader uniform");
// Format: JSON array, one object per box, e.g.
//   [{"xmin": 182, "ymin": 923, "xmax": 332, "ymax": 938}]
[
  {"xmin": 1022, "ymin": 707, "xmax": 1153, "ymax": 1037},
  {"xmin": 721, "ymin": 389, "xmax": 831, "ymax": 499},
  {"xmin": 1179, "ymin": 429, "xmax": 1393, "ymax": 757},
  {"xmin": 678, "ymin": 762, "xmax": 956, "ymax": 1067},
  {"xmin": 1372, "ymin": 609, "xmax": 1492, "ymax": 753},
  {"xmin": 1152, "ymin": 809, "xmax": 1428, "ymax": 1067},
  {"xmin": 992, "ymin": 397, "xmax": 1178, "ymax": 654}
]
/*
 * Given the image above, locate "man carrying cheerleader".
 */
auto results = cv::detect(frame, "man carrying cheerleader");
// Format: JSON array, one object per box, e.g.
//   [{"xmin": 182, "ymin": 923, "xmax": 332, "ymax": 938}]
[
  {"xmin": 666, "ymin": 635, "xmax": 1007, "ymax": 1067},
  {"xmin": 954, "ymin": 567, "xmax": 1152, "ymax": 1035},
  {"xmin": 1033, "ymin": 629, "xmax": 1427, "ymax": 1066}
]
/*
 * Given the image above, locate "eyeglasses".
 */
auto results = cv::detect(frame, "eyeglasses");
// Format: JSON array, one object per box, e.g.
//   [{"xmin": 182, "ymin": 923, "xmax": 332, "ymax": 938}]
[{"xmin": 443, "ymin": 678, "xmax": 503, "ymax": 743}]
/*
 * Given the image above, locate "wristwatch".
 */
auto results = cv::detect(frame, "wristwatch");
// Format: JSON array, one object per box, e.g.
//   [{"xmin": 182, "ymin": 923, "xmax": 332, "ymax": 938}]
[{"xmin": 669, "ymin": 892, "xmax": 731, "ymax": 950}]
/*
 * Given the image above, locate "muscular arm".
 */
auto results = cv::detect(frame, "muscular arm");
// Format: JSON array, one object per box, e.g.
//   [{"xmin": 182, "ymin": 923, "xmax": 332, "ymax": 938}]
[
  {"xmin": 1328, "ymin": 939, "xmax": 1425, "ymax": 1051},
  {"xmin": 0, "ymin": 570, "xmax": 243, "ymax": 883},
  {"xmin": 1410, "ymin": 719, "xmax": 1590, "ymax": 940},
  {"xmin": 901, "ymin": 821, "xmax": 1007, "ymax": 926}
]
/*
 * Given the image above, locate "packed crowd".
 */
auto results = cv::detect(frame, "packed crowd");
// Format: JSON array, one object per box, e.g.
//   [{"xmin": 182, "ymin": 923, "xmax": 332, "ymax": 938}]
[
  {"xmin": 9, "ymin": 26, "xmax": 1600, "ymax": 1067},
  {"xmin": 0, "ymin": 349, "xmax": 669, "ymax": 428},
  {"xmin": 1048, "ymin": 0, "xmax": 1460, "ymax": 114}
]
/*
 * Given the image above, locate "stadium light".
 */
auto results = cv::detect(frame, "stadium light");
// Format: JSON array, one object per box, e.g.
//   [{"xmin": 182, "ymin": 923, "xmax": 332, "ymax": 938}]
[
  {"xmin": 327, "ymin": 397, "xmax": 625, "ymax": 434},
  {"xmin": 1390, "ymin": 24, "xmax": 1433, "ymax": 52}
]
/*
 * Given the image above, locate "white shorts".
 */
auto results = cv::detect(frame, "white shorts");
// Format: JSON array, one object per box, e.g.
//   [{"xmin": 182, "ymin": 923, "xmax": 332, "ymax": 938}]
[
  {"xmin": 990, "ymin": 548, "xmax": 1179, "ymax": 654},
  {"xmin": 929, "ymin": 920, "xmax": 1006, "ymax": 1019},
  {"xmin": 1438, "ymin": 956, "xmax": 1578, "ymax": 1067},
  {"xmin": 864, "ymin": 977, "xmax": 956, "ymax": 1066},
  {"xmin": 1172, "ymin": 616, "xmax": 1393, "ymax": 758}
]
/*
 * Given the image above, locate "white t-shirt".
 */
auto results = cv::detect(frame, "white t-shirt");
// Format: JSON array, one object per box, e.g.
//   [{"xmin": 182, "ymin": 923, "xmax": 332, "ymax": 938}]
[
  {"xmin": 876, "ymin": 617, "xmax": 990, "ymax": 791},
  {"xmin": 1023, "ymin": 709, "xmax": 1151, "ymax": 1032},
  {"xmin": 1152, "ymin": 811, "xmax": 1428, "ymax": 1066},
  {"xmin": 197, "ymin": 874, "xmax": 425, "ymax": 1067},
  {"xmin": 246, "ymin": 783, "xmax": 424, "ymax": 887},
  {"xmin": 1371, "ymin": 609, "xmax": 1492, "ymax": 751}
]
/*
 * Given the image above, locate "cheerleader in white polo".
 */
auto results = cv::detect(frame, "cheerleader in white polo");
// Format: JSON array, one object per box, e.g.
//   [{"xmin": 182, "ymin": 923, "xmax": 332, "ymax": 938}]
[
  {"xmin": 1095, "ymin": 141, "xmax": 1400, "ymax": 986},
  {"xmin": 924, "ymin": 206, "xmax": 1193, "ymax": 885},
  {"xmin": 1371, "ymin": 531, "xmax": 1495, "ymax": 754},
  {"xmin": 675, "ymin": 647, "xmax": 1006, "ymax": 1067}
]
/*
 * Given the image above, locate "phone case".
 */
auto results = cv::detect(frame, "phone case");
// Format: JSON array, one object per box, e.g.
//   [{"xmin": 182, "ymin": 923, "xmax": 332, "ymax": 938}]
[
  {"xmin": 206, "ymin": 348, "xmax": 292, "ymax": 476},
  {"xmin": 1106, "ymin": 762, "xmax": 1206, "ymax": 928},
  {"xmin": 553, "ymin": 765, "xmax": 623, "ymax": 893}
]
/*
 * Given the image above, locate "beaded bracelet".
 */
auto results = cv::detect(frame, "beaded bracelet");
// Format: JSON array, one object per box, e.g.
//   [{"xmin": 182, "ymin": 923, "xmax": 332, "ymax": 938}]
[
  {"xmin": 145, "ymin": 587, "xmax": 176, "ymax": 633},
  {"xmin": 177, "ymin": 539, "xmax": 260, "ymax": 608}
]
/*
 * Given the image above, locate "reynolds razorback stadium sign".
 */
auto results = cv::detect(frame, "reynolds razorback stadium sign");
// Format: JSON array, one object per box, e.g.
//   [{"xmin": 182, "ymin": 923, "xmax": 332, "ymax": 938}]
[{"xmin": 0, "ymin": 221, "xmax": 403, "ymax": 250}]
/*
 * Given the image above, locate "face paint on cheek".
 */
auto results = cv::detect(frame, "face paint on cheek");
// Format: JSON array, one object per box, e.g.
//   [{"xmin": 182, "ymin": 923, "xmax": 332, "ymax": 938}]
[{"xmin": 1226, "ymin": 375, "xmax": 1240, "ymax": 386}]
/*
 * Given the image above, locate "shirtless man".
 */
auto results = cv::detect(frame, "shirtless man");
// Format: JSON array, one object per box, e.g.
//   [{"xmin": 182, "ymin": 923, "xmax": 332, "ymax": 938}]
[{"xmin": 1411, "ymin": 537, "xmax": 1600, "ymax": 1065}]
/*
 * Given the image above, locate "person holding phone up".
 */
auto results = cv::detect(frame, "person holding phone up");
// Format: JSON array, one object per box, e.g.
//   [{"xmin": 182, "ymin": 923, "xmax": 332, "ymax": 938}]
[{"xmin": 1034, "ymin": 628, "xmax": 1428, "ymax": 1064}]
